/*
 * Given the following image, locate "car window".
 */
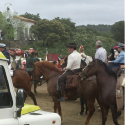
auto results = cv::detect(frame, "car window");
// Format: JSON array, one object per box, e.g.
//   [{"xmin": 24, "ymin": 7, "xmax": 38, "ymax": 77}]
[{"xmin": 0, "ymin": 66, "xmax": 13, "ymax": 108}]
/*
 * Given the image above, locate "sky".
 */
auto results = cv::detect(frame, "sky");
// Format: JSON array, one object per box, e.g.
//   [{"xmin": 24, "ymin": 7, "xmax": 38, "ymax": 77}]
[{"xmin": 0, "ymin": 0, "xmax": 124, "ymax": 26}]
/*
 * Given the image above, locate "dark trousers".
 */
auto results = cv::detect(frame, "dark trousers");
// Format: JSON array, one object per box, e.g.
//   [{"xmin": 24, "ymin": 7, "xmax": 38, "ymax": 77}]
[{"xmin": 58, "ymin": 69, "xmax": 79, "ymax": 94}]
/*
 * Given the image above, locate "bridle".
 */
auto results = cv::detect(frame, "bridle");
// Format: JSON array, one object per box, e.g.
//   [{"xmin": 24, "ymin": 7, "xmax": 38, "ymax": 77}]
[{"xmin": 81, "ymin": 62, "xmax": 96, "ymax": 80}]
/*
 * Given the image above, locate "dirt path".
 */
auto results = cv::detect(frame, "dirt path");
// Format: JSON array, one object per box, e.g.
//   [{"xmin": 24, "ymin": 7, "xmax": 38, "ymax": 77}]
[{"xmin": 25, "ymin": 83, "xmax": 124, "ymax": 125}]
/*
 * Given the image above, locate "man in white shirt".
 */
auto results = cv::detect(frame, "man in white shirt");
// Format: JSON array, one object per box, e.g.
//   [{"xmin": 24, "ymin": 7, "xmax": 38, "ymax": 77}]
[
  {"xmin": 58, "ymin": 43, "xmax": 81, "ymax": 100},
  {"xmin": 95, "ymin": 40, "xmax": 107, "ymax": 63}
]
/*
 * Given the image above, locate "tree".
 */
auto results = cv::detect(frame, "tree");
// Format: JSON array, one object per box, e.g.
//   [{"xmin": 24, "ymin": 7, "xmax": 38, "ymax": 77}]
[
  {"xmin": 54, "ymin": 17, "xmax": 76, "ymax": 38},
  {"xmin": 31, "ymin": 19, "xmax": 70, "ymax": 45},
  {"xmin": 20, "ymin": 12, "xmax": 41, "ymax": 21},
  {"xmin": 2, "ymin": 11, "xmax": 26, "ymax": 40},
  {"xmin": 111, "ymin": 21, "xmax": 124, "ymax": 43},
  {"xmin": 45, "ymin": 33, "xmax": 60, "ymax": 45}
]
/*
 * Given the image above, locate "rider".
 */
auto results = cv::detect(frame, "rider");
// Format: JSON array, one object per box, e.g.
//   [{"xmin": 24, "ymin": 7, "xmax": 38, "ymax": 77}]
[
  {"xmin": 95, "ymin": 40, "xmax": 107, "ymax": 63},
  {"xmin": 25, "ymin": 51, "xmax": 40, "ymax": 77},
  {"xmin": 79, "ymin": 45, "xmax": 92, "ymax": 64},
  {"xmin": 108, "ymin": 43, "xmax": 125, "ymax": 68},
  {"xmin": 58, "ymin": 43, "xmax": 81, "ymax": 100}
]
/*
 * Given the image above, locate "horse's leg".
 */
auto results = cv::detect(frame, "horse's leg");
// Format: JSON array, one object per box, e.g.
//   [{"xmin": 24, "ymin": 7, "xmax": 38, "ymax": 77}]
[
  {"xmin": 84, "ymin": 99, "xmax": 95, "ymax": 125},
  {"xmin": 53, "ymin": 97, "xmax": 62, "ymax": 120},
  {"xmin": 96, "ymin": 96, "xmax": 109, "ymax": 125},
  {"xmin": 101, "ymin": 106, "xmax": 109, "ymax": 125},
  {"xmin": 85, "ymin": 99, "xmax": 88, "ymax": 114},
  {"xmin": 110, "ymin": 105, "xmax": 119, "ymax": 125},
  {"xmin": 27, "ymin": 90, "xmax": 37, "ymax": 105},
  {"xmin": 80, "ymin": 97, "xmax": 84, "ymax": 115},
  {"xmin": 34, "ymin": 82, "xmax": 37, "ymax": 93}
]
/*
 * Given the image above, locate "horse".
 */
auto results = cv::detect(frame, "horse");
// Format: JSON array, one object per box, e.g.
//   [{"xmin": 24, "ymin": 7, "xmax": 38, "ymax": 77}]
[
  {"xmin": 61, "ymin": 56, "xmax": 88, "ymax": 115},
  {"xmin": 80, "ymin": 59, "xmax": 119, "ymax": 125},
  {"xmin": 33, "ymin": 61, "xmax": 103, "ymax": 125},
  {"xmin": 12, "ymin": 69, "xmax": 37, "ymax": 105}
]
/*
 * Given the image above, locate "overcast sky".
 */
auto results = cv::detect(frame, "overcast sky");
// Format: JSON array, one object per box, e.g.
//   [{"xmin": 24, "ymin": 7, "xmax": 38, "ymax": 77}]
[{"xmin": 0, "ymin": 0, "xmax": 124, "ymax": 26}]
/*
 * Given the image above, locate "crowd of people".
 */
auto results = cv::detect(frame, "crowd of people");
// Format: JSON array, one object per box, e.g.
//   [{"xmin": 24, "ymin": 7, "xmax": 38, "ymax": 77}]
[{"xmin": 0, "ymin": 41, "xmax": 124, "ymax": 94}]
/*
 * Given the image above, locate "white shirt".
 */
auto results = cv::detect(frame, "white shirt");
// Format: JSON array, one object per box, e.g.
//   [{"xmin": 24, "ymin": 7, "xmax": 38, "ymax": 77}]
[
  {"xmin": 95, "ymin": 47, "xmax": 107, "ymax": 63},
  {"xmin": 66, "ymin": 50, "xmax": 81, "ymax": 70}
]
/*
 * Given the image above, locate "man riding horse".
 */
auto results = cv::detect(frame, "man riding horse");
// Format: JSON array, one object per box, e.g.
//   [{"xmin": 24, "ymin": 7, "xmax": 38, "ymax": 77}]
[
  {"xmin": 25, "ymin": 51, "xmax": 40, "ymax": 77},
  {"xmin": 58, "ymin": 43, "xmax": 81, "ymax": 100}
]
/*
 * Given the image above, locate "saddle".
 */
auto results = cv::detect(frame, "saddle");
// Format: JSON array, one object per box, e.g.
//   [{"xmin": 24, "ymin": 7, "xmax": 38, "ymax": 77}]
[{"xmin": 65, "ymin": 74, "xmax": 80, "ymax": 89}]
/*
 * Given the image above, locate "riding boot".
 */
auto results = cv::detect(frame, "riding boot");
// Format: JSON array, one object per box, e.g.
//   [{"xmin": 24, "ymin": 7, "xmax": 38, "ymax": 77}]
[
  {"xmin": 58, "ymin": 81, "xmax": 68, "ymax": 100},
  {"xmin": 62, "ymin": 92, "xmax": 68, "ymax": 101}
]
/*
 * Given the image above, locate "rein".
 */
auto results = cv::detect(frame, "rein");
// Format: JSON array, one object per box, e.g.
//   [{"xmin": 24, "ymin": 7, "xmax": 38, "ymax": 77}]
[{"xmin": 34, "ymin": 67, "xmax": 62, "ymax": 82}]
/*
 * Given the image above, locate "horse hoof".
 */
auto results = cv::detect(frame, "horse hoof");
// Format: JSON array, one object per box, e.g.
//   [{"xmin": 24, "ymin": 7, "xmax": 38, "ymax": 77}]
[
  {"xmin": 78, "ymin": 112, "xmax": 83, "ymax": 116},
  {"xmin": 117, "ymin": 111, "xmax": 121, "ymax": 117}
]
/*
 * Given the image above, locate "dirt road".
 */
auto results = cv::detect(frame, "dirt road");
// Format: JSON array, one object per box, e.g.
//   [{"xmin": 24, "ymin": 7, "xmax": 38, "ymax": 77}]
[{"xmin": 25, "ymin": 83, "xmax": 124, "ymax": 125}]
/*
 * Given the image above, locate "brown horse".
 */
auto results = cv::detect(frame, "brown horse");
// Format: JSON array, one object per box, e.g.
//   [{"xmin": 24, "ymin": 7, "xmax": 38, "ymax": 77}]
[
  {"xmin": 80, "ymin": 59, "xmax": 119, "ymax": 125},
  {"xmin": 33, "ymin": 61, "xmax": 104, "ymax": 125},
  {"xmin": 61, "ymin": 56, "xmax": 89, "ymax": 115},
  {"xmin": 12, "ymin": 69, "xmax": 37, "ymax": 105}
]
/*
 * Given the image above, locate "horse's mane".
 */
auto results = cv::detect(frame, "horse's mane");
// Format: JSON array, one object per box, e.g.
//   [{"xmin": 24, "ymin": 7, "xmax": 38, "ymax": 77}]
[
  {"xmin": 35, "ymin": 61, "xmax": 62, "ymax": 73},
  {"xmin": 96, "ymin": 59, "xmax": 117, "ymax": 79}
]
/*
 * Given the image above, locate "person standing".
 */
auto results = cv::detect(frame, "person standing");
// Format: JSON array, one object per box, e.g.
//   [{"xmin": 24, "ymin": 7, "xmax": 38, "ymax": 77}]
[
  {"xmin": 0, "ymin": 43, "xmax": 11, "ymax": 65},
  {"xmin": 58, "ymin": 43, "xmax": 81, "ymax": 100},
  {"xmin": 0, "ymin": 43, "xmax": 11, "ymax": 89},
  {"xmin": 108, "ymin": 43, "xmax": 124, "ymax": 68},
  {"xmin": 95, "ymin": 40, "xmax": 107, "ymax": 63}
]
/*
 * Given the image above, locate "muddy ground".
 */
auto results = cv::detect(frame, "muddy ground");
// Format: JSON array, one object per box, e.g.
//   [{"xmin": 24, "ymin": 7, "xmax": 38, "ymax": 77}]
[{"xmin": 25, "ymin": 83, "xmax": 124, "ymax": 125}]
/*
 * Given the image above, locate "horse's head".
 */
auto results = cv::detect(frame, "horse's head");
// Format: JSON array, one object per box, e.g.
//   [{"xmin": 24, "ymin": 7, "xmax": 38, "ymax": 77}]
[
  {"xmin": 32, "ymin": 62, "xmax": 43, "ymax": 82},
  {"xmin": 80, "ymin": 60, "xmax": 97, "ymax": 81}
]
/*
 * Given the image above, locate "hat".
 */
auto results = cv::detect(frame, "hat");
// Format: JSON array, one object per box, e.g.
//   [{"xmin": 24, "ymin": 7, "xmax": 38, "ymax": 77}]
[
  {"xmin": 80, "ymin": 45, "xmax": 84, "ymax": 49},
  {"xmin": 0, "ymin": 43, "xmax": 6, "ymax": 48},
  {"xmin": 117, "ymin": 43, "xmax": 124, "ymax": 48},
  {"xmin": 114, "ymin": 46, "xmax": 118, "ymax": 49},
  {"xmin": 67, "ymin": 43, "xmax": 77, "ymax": 48}
]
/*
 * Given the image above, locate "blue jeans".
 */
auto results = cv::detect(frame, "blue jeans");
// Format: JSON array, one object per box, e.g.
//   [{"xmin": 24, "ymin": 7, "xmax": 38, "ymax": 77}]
[{"xmin": 109, "ymin": 63, "xmax": 124, "ymax": 69}]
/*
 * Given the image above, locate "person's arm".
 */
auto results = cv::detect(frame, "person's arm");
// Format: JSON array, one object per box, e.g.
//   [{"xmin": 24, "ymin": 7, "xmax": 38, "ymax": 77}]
[
  {"xmin": 112, "ymin": 54, "xmax": 123, "ymax": 63},
  {"xmin": 95, "ymin": 50, "xmax": 99, "ymax": 59},
  {"xmin": 66, "ymin": 55, "xmax": 74, "ymax": 70}
]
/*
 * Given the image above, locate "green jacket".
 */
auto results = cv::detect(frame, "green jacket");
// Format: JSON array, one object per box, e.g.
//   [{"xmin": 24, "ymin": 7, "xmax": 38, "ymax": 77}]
[{"xmin": 25, "ymin": 55, "xmax": 40, "ymax": 71}]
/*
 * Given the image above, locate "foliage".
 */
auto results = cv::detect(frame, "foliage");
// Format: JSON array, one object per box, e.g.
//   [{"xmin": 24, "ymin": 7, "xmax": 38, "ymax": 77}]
[
  {"xmin": 45, "ymin": 33, "xmax": 60, "ymax": 45},
  {"xmin": 77, "ymin": 24, "xmax": 111, "ymax": 35},
  {"xmin": 31, "ymin": 19, "xmax": 70, "ymax": 45},
  {"xmin": 54, "ymin": 17, "xmax": 76, "ymax": 39},
  {"xmin": 0, "ymin": 11, "xmax": 26, "ymax": 40},
  {"xmin": 111, "ymin": 21, "xmax": 124, "ymax": 43},
  {"xmin": 20, "ymin": 12, "xmax": 41, "ymax": 21}
]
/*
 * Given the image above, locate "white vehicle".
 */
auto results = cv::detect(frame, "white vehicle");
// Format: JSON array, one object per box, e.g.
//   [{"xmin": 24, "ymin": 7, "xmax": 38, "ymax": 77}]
[{"xmin": 0, "ymin": 57, "xmax": 61, "ymax": 125}]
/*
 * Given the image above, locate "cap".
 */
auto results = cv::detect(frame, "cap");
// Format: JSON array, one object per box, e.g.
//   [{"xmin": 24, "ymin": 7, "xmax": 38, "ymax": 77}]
[
  {"xmin": 117, "ymin": 43, "xmax": 124, "ymax": 48},
  {"xmin": 114, "ymin": 46, "xmax": 118, "ymax": 49},
  {"xmin": 0, "ymin": 43, "xmax": 6, "ymax": 48}
]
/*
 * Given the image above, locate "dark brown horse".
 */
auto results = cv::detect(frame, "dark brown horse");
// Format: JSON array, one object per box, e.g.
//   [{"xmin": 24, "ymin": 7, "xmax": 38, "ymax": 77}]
[
  {"xmin": 80, "ymin": 59, "xmax": 119, "ymax": 125},
  {"xmin": 12, "ymin": 69, "xmax": 37, "ymax": 105},
  {"xmin": 33, "ymin": 61, "xmax": 103, "ymax": 125}
]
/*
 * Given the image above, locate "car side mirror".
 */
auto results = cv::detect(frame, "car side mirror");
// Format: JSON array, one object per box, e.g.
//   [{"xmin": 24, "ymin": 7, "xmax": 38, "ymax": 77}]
[{"xmin": 16, "ymin": 89, "xmax": 25, "ymax": 117}]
